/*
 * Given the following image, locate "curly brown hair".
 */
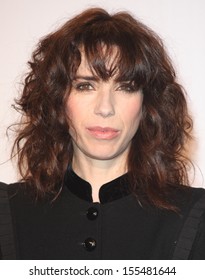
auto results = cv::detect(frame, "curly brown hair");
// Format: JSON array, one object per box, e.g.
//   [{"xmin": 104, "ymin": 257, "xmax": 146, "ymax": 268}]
[{"xmin": 12, "ymin": 8, "xmax": 193, "ymax": 210}]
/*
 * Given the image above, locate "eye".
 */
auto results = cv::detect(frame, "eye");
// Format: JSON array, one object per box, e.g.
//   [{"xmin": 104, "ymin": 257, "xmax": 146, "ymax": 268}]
[
  {"xmin": 73, "ymin": 82, "xmax": 94, "ymax": 92},
  {"xmin": 117, "ymin": 83, "xmax": 137, "ymax": 93}
]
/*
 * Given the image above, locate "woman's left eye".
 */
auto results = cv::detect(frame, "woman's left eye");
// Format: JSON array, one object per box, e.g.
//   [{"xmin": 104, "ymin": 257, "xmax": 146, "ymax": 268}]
[
  {"xmin": 117, "ymin": 83, "xmax": 136, "ymax": 93},
  {"xmin": 74, "ymin": 82, "xmax": 94, "ymax": 91}
]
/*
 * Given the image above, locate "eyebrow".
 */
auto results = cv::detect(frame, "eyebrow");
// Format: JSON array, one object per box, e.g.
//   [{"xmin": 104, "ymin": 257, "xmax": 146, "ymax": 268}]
[
  {"xmin": 73, "ymin": 75, "xmax": 99, "ymax": 81},
  {"xmin": 73, "ymin": 75, "xmax": 133, "ymax": 84}
]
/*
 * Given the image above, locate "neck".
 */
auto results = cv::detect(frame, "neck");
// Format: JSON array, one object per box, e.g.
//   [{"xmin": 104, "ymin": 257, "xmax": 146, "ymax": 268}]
[{"xmin": 71, "ymin": 154, "xmax": 128, "ymax": 202}]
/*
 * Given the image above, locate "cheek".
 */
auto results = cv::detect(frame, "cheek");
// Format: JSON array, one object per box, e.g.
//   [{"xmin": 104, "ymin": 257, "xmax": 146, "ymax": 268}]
[
  {"xmin": 66, "ymin": 98, "xmax": 82, "ymax": 126},
  {"xmin": 66, "ymin": 97, "xmax": 76, "ymax": 118},
  {"xmin": 124, "ymin": 102, "xmax": 143, "ymax": 129},
  {"xmin": 66, "ymin": 95, "xmax": 89, "ymax": 120},
  {"xmin": 66, "ymin": 97, "xmax": 88, "ymax": 140},
  {"xmin": 66, "ymin": 99, "xmax": 79, "ymax": 136}
]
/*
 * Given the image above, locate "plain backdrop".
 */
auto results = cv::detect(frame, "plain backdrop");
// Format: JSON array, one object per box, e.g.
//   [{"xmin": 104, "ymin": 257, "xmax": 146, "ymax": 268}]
[{"xmin": 0, "ymin": 0, "xmax": 205, "ymax": 187}]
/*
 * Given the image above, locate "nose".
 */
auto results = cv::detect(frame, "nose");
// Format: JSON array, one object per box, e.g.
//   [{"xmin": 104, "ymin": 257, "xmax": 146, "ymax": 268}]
[{"xmin": 94, "ymin": 87, "xmax": 115, "ymax": 118}]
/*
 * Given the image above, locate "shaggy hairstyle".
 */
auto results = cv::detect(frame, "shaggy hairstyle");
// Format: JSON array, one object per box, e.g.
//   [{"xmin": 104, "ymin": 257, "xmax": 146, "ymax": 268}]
[{"xmin": 12, "ymin": 8, "xmax": 193, "ymax": 210}]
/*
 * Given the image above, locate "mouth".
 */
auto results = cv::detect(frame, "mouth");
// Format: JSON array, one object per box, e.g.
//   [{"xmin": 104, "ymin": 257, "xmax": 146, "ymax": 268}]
[{"xmin": 86, "ymin": 126, "xmax": 120, "ymax": 140}]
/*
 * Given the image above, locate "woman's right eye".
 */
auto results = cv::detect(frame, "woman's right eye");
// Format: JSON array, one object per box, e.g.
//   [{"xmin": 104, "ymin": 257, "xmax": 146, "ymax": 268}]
[{"xmin": 74, "ymin": 82, "xmax": 94, "ymax": 91}]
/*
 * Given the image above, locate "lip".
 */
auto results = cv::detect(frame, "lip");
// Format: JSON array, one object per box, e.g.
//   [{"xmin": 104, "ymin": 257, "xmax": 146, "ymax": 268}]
[{"xmin": 86, "ymin": 126, "xmax": 120, "ymax": 140}]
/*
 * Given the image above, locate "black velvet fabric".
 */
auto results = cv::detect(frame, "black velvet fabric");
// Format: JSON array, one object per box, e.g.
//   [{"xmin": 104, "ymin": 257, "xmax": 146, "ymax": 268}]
[{"xmin": 65, "ymin": 167, "xmax": 131, "ymax": 203}]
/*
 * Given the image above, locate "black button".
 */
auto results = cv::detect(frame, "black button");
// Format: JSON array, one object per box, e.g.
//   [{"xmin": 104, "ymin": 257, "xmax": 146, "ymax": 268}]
[
  {"xmin": 83, "ymin": 237, "xmax": 96, "ymax": 251},
  {"xmin": 86, "ymin": 207, "xmax": 98, "ymax": 220}
]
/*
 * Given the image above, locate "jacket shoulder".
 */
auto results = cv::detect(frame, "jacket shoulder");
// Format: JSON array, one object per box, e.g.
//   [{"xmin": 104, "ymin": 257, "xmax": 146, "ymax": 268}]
[
  {"xmin": 0, "ymin": 181, "xmax": 36, "ymax": 208},
  {"xmin": 168, "ymin": 185, "xmax": 205, "ymax": 211},
  {"xmin": 172, "ymin": 186, "xmax": 205, "ymax": 259},
  {"xmin": 0, "ymin": 182, "xmax": 17, "ymax": 259}
]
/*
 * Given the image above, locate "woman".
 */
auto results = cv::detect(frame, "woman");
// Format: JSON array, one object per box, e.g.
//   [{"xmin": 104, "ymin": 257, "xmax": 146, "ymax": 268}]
[{"xmin": 0, "ymin": 8, "xmax": 205, "ymax": 260}]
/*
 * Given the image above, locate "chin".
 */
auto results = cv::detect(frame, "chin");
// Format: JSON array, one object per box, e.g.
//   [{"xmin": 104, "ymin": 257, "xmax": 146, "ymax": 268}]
[{"xmin": 85, "ymin": 150, "xmax": 123, "ymax": 161}]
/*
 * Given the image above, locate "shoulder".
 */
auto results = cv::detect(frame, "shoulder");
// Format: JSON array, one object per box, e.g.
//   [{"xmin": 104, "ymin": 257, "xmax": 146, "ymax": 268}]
[
  {"xmin": 175, "ymin": 185, "xmax": 205, "ymax": 220},
  {"xmin": 0, "ymin": 181, "xmax": 28, "ymax": 196},
  {"xmin": 0, "ymin": 182, "xmax": 10, "ymax": 206},
  {"xmin": 168, "ymin": 184, "xmax": 205, "ymax": 212},
  {"xmin": 0, "ymin": 181, "xmax": 50, "ymax": 231},
  {"xmin": 0, "ymin": 182, "xmax": 17, "ymax": 260},
  {"xmin": 170, "ymin": 185, "xmax": 205, "ymax": 259},
  {"xmin": 0, "ymin": 181, "xmax": 38, "ymax": 209},
  {"xmin": 0, "ymin": 181, "xmax": 26, "ymax": 190},
  {"xmin": 0, "ymin": 181, "xmax": 8, "ymax": 192}
]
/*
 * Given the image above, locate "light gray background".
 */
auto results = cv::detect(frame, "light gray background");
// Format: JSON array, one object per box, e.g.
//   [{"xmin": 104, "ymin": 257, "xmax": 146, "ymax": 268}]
[{"xmin": 0, "ymin": 0, "xmax": 204, "ymax": 187}]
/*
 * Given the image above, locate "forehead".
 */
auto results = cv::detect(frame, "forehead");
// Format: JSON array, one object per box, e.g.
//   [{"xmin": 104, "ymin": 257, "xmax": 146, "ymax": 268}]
[
  {"xmin": 76, "ymin": 52, "xmax": 91, "ymax": 74},
  {"xmin": 75, "ymin": 46, "xmax": 120, "ymax": 78}
]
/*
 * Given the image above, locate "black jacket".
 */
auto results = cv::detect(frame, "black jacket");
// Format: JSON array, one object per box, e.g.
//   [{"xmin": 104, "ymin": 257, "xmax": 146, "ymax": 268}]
[{"xmin": 0, "ymin": 168, "xmax": 205, "ymax": 260}]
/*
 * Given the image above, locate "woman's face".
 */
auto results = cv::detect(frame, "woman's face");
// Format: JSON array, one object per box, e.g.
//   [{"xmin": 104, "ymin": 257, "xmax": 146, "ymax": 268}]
[{"xmin": 66, "ymin": 53, "xmax": 143, "ymax": 164}]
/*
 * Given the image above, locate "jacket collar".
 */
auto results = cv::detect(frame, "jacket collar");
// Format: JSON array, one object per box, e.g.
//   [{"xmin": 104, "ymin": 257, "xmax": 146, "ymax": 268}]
[{"xmin": 64, "ymin": 166, "xmax": 131, "ymax": 204}]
